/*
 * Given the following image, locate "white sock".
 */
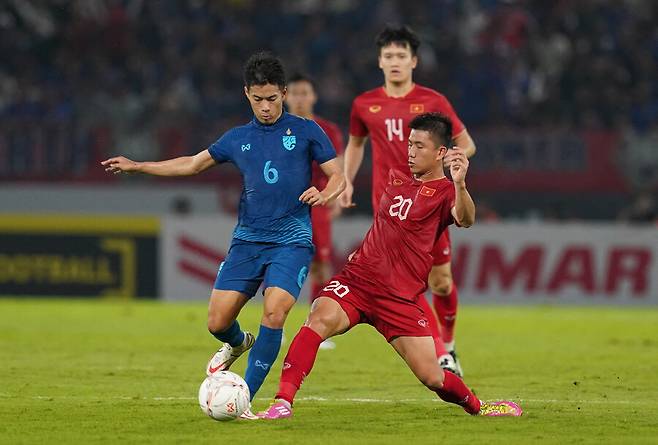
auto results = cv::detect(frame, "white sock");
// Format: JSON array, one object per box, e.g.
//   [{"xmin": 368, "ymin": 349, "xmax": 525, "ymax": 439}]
[{"xmin": 444, "ymin": 340, "xmax": 455, "ymax": 352}]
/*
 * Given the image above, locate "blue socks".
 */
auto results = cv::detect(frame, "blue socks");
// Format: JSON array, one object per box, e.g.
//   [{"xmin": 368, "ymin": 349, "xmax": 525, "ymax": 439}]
[
  {"xmin": 245, "ymin": 324, "xmax": 283, "ymax": 400},
  {"xmin": 211, "ymin": 320, "xmax": 245, "ymax": 347}
]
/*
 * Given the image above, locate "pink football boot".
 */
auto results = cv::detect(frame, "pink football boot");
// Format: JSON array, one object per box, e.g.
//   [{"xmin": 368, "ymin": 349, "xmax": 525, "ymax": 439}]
[{"xmin": 258, "ymin": 400, "xmax": 293, "ymax": 420}]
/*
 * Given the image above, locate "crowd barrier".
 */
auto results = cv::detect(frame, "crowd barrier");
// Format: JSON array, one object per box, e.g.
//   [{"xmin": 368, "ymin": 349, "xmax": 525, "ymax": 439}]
[{"xmin": 2, "ymin": 214, "xmax": 655, "ymax": 304}]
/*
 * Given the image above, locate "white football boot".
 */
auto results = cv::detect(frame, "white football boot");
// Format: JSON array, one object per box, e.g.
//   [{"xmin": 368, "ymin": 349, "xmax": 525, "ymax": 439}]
[
  {"xmin": 206, "ymin": 331, "xmax": 256, "ymax": 376},
  {"xmin": 238, "ymin": 407, "xmax": 260, "ymax": 420},
  {"xmin": 438, "ymin": 353, "xmax": 460, "ymax": 376},
  {"xmin": 449, "ymin": 349, "xmax": 464, "ymax": 377}
]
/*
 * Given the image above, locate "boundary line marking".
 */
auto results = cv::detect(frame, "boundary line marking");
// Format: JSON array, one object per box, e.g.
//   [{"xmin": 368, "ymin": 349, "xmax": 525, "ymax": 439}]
[{"xmin": 0, "ymin": 395, "xmax": 646, "ymax": 405}]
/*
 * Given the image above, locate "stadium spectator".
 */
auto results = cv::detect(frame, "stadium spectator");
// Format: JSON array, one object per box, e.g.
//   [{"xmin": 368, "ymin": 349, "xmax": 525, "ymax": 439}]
[{"xmin": 1, "ymin": 0, "xmax": 656, "ymax": 219}]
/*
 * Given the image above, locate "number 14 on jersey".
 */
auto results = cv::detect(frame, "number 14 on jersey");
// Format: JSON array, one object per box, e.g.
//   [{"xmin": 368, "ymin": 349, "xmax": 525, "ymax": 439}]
[{"xmin": 385, "ymin": 118, "xmax": 404, "ymax": 142}]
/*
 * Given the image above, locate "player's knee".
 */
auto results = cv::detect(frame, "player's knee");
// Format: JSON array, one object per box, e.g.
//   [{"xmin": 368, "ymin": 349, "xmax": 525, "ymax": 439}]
[
  {"xmin": 207, "ymin": 313, "xmax": 232, "ymax": 334},
  {"xmin": 429, "ymin": 273, "xmax": 452, "ymax": 296},
  {"xmin": 261, "ymin": 308, "xmax": 289, "ymax": 329},
  {"xmin": 305, "ymin": 311, "xmax": 339, "ymax": 339},
  {"xmin": 418, "ymin": 368, "xmax": 445, "ymax": 391}
]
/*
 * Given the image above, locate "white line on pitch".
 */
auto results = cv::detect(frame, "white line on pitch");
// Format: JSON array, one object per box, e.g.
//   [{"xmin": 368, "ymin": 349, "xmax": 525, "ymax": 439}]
[
  {"xmin": 5, "ymin": 395, "xmax": 649, "ymax": 405},
  {"xmin": 295, "ymin": 397, "xmax": 643, "ymax": 405}
]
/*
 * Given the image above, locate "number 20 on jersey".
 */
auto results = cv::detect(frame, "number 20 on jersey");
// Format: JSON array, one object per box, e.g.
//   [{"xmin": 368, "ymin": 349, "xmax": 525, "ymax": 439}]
[{"xmin": 389, "ymin": 195, "xmax": 413, "ymax": 220}]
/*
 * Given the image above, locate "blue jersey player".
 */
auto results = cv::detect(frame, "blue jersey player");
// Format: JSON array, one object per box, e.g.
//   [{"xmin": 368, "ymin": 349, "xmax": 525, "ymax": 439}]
[{"xmin": 102, "ymin": 52, "xmax": 346, "ymax": 419}]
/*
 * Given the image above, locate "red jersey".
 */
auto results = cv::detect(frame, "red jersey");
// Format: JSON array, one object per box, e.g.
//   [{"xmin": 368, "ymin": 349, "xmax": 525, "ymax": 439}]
[
  {"xmin": 343, "ymin": 169, "xmax": 456, "ymax": 299},
  {"xmin": 349, "ymin": 84, "xmax": 465, "ymax": 212},
  {"xmin": 312, "ymin": 116, "xmax": 344, "ymax": 189}
]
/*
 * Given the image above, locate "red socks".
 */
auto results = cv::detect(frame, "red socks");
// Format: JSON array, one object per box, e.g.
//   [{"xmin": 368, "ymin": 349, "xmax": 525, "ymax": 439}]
[
  {"xmin": 276, "ymin": 326, "xmax": 323, "ymax": 404},
  {"xmin": 417, "ymin": 296, "xmax": 447, "ymax": 357},
  {"xmin": 278, "ymin": 319, "xmax": 480, "ymax": 415},
  {"xmin": 436, "ymin": 371, "xmax": 481, "ymax": 414},
  {"xmin": 433, "ymin": 285, "xmax": 458, "ymax": 344}
]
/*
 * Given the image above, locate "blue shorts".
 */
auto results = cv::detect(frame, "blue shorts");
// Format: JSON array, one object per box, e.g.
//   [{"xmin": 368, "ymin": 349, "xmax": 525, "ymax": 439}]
[{"xmin": 213, "ymin": 239, "xmax": 313, "ymax": 299}]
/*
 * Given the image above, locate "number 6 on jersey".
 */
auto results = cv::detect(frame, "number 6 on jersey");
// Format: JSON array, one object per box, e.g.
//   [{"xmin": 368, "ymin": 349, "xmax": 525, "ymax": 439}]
[{"xmin": 263, "ymin": 160, "xmax": 279, "ymax": 184}]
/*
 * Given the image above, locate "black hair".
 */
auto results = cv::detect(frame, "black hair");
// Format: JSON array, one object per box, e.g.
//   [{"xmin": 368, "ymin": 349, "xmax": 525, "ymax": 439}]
[
  {"xmin": 409, "ymin": 112, "xmax": 453, "ymax": 147},
  {"xmin": 376, "ymin": 25, "xmax": 421, "ymax": 56},
  {"xmin": 243, "ymin": 51, "xmax": 286, "ymax": 90},
  {"xmin": 287, "ymin": 72, "xmax": 316, "ymax": 90}
]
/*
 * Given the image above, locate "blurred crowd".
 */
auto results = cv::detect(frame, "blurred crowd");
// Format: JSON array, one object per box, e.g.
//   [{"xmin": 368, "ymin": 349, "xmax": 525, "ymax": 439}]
[{"xmin": 0, "ymin": 0, "xmax": 657, "ymax": 218}]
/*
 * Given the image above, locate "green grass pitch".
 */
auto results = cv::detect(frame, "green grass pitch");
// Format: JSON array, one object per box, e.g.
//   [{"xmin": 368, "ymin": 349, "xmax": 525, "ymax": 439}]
[{"xmin": 1, "ymin": 299, "xmax": 657, "ymax": 444}]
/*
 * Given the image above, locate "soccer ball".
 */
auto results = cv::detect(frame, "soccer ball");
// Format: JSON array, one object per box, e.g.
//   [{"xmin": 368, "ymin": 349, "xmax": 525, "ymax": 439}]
[{"xmin": 198, "ymin": 371, "xmax": 251, "ymax": 421}]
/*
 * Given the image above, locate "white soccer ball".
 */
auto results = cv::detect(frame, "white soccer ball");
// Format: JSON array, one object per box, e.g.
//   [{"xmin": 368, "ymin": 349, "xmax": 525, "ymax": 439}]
[{"xmin": 198, "ymin": 372, "xmax": 251, "ymax": 421}]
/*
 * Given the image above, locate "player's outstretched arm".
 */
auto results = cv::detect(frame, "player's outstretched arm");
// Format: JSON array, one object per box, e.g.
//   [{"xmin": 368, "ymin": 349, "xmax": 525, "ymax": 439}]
[
  {"xmin": 299, "ymin": 158, "xmax": 346, "ymax": 207},
  {"xmin": 102, "ymin": 149, "xmax": 216, "ymax": 177},
  {"xmin": 339, "ymin": 135, "xmax": 368, "ymax": 208},
  {"xmin": 449, "ymin": 147, "xmax": 475, "ymax": 227}
]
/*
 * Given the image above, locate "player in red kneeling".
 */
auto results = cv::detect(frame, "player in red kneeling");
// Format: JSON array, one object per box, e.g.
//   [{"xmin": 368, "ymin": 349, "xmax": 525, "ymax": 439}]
[{"xmin": 259, "ymin": 113, "xmax": 522, "ymax": 419}]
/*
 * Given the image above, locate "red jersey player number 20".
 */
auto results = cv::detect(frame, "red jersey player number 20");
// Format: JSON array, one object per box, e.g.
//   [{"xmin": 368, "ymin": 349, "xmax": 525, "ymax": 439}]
[{"xmin": 335, "ymin": 168, "xmax": 455, "ymax": 301}]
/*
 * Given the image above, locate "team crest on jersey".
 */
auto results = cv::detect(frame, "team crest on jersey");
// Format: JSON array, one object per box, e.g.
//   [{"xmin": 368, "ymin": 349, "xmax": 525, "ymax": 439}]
[
  {"xmin": 410, "ymin": 104, "xmax": 424, "ymax": 114},
  {"xmin": 369, "ymin": 105, "xmax": 382, "ymax": 113},
  {"xmin": 419, "ymin": 185, "xmax": 436, "ymax": 197},
  {"xmin": 393, "ymin": 178, "xmax": 403, "ymax": 186},
  {"xmin": 282, "ymin": 128, "xmax": 296, "ymax": 150}
]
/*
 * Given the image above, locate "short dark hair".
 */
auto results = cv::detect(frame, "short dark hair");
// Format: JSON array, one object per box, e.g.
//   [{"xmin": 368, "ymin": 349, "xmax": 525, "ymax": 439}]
[
  {"xmin": 287, "ymin": 72, "xmax": 316, "ymax": 90},
  {"xmin": 376, "ymin": 25, "xmax": 421, "ymax": 56},
  {"xmin": 243, "ymin": 51, "xmax": 286, "ymax": 90},
  {"xmin": 409, "ymin": 112, "xmax": 453, "ymax": 147}
]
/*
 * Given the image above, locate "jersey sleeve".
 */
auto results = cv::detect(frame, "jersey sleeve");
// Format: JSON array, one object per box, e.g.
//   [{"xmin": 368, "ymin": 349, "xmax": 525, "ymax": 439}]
[
  {"xmin": 348, "ymin": 97, "xmax": 369, "ymax": 137},
  {"xmin": 308, "ymin": 121, "xmax": 337, "ymax": 164},
  {"xmin": 434, "ymin": 94, "xmax": 466, "ymax": 138},
  {"xmin": 207, "ymin": 131, "xmax": 233, "ymax": 163}
]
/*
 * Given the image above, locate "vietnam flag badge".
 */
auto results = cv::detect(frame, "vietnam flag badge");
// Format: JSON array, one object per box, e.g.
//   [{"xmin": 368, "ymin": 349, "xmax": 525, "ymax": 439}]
[{"xmin": 419, "ymin": 185, "xmax": 436, "ymax": 197}]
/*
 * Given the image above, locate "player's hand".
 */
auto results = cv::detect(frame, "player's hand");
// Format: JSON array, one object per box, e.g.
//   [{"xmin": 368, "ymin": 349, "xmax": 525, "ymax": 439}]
[
  {"xmin": 338, "ymin": 181, "xmax": 356, "ymax": 208},
  {"xmin": 447, "ymin": 147, "xmax": 469, "ymax": 184},
  {"xmin": 299, "ymin": 186, "xmax": 327, "ymax": 207},
  {"xmin": 443, "ymin": 146, "xmax": 462, "ymax": 166},
  {"xmin": 101, "ymin": 156, "xmax": 140, "ymax": 174}
]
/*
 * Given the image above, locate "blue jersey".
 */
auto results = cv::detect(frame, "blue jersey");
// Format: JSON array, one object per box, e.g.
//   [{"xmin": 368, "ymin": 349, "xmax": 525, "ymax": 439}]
[{"xmin": 208, "ymin": 112, "xmax": 336, "ymax": 246}]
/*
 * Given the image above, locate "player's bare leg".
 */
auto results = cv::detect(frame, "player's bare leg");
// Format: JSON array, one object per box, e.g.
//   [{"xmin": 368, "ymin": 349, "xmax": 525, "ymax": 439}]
[
  {"xmin": 309, "ymin": 261, "xmax": 336, "ymax": 350},
  {"xmin": 206, "ymin": 289, "xmax": 254, "ymax": 376},
  {"xmin": 429, "ymin": 262, "xmax": 463, "ymax": 376},
  {"xmin": 390, "ymin": 336, "xmax": 522, "ymax": 416},
  {"xmin": 259, "ymin": 297, "xmax": 351, "ymax": 419}
]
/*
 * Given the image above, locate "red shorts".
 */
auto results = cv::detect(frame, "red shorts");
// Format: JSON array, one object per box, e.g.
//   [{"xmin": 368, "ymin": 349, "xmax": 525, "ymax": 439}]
[
  {"xmin": 311, "ymin": 205, "xmax": 332, "ymax": 263},
  {"xmin": 431, "ymin": 228, "xmax": 452, "ymax": 266},
  {"xmin": 317, "ymin": 271, "xmax": 432, "ymax": 342}
]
